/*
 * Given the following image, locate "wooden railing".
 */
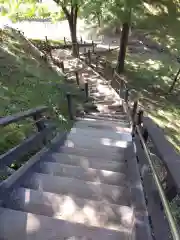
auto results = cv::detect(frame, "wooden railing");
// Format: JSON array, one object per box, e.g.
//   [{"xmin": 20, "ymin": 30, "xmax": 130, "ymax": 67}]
[
  {"xmin": 80, "ymin": 47, "xmax": 180, "ymax": 240},
  {"xmin": 0, "ymin": 84, "xmax": 87, "ymax": 180},
  {"xmin": 0, "ymin": 106, "xmax": 55, "ymax": 179}
]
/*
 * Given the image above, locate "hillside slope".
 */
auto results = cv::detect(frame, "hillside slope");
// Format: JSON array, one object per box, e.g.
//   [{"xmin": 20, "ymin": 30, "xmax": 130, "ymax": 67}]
[{"xmin": 0, "ymin": 27, "xmax": 82, "ymax": 155}]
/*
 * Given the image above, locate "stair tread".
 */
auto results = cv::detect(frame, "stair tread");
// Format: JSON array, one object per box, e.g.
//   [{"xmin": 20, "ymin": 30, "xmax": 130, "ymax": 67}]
[
  {"xmin": 0, "ymin": 207, "xmax": 131, "ymax": 240},
  {"xmin": 69, "ymin": 127, "xmax": 132, "ymax": 144},
  {"xmin": 10, "ymin": 187, "xmax": 133, "ymax": 230},
  {"xmin": 65, "ymin": 130, "xmax": 131, "ymax": 152},
  {"xmin": 43, "ymin": 153, "xmax": 126, "ymax": 172},
  {"xmin": 38, "ymin": 162, "xmax": 127, "ymax": 185},
  {"xmin": 75, "ymin": 118, "xmax": 131, "ymax": 132},
  {"xmin": 58, "ymin": 146, "xmax": 129, "ymax": 160},
  {"xmin": 23, "ymin": 173, "xmax": 130, "ymax": 205},
  {"xmin": 89, "ymin": 112, "xmax": 128, "ymax": 119},
  {"xmin": 70, "ymin": 126, "xmax": 131, "ymax": 139},
  {"xmin": 82, "ymin": 115, "xmax": 130, "ymax": 125}
]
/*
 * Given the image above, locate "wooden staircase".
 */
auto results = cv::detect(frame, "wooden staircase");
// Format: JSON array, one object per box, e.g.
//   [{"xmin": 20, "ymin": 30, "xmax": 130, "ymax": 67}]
[
  {"xmin": 0, "ymin": 49, "xmax": 152, "ymax": 240},
  {"xmin": 0, "ymin": 106, "xmax": 152, "ymax": 239}
]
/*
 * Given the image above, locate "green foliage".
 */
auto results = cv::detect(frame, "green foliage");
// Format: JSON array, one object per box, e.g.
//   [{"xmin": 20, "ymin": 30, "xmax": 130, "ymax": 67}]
[
  {"xmin": 81, "ymin": 0, "xmax": 142, "ymax": 26},
  {"xmin": 0, "ymin": 28, "xmax": 83, "ymax": 157}
]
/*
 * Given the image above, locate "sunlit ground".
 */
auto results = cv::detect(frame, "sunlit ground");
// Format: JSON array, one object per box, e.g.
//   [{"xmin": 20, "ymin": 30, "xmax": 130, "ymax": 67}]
[{"xmin": 104, "ymin": 46, "xmax": 180, "ymax": 153}]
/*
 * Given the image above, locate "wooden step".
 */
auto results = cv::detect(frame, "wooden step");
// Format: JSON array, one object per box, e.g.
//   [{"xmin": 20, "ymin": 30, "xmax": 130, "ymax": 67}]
[
  {"xmin": 58, "ymin": 146, "xmax": 128, "ymax": 161},
  {"xmin": 70, "ymin": 126, "xmax": 132, "ymax": 142},
  {"xmin": 38, "ymin": 162, "xmax": 127, "ymax": 185},
  {"xmin": 23, "ymin": 173, "xmax": 130, "ymax": 205},
  {"xmin": 71, "ymin": 125, "xmax": 131, "ymax": 138},
  {"xmin": 74, "ymin": 118, "xmax": 131, "ymax": 132},
  {"xmin": 82, "ymin": 115, "xmax": 130, "ymax": 126},
  {"xmin": 9, "ymin": 188, "xmax": 134, "ymax": 230},
  {"xmin": 65, "ymin": 132, "xmax": 131, "ymax": 153},
  {"xmin": 0, "ymin": 208, "xmax": 131, "ymax": 240},
  {"xmin": 89, "ymin": 112, "xmax": 128, "ymax": 120},
  {"xmin": 43, "ymin": 153, "xmax": 127, "ymax": 172}
]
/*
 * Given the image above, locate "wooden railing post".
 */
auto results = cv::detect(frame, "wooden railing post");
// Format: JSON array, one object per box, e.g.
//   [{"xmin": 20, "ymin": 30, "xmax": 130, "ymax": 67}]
[
  {"xmin": 96, "ymin": 56, "xmax": 98, "ymax": 70},
  {"xmin": 45, "ymin": 36, "xmax": 52, "ymax": 58},
  {"xmin": 124, "ymin": 88, "xmax": 129, "ymax": 103},
  {"xmin": 66, "ymin": 92, "xmax": 73, "ymax": 120},
  {"xmin": 92, "ymin": 41, "xmax": 95, "ymax": 53},
  {"xmin": 112, "ymin": 66, "xmax": 115, "ymax": 77},
  {"xmin": 132, "ymin": 100, "xmax": 138, "ymax": 122},
  {"xmin": 64, "ymin": 37, "xmax": 67, "ymax": 46},
  {"xmin": 119, "ymin": 79, "xmax": 124, "ymax": 98},
  {"xmin": 131, "ymin": 100, "xmax": 138, "ymax": 137},
  {"xmin": 75, "ymin": 71, "xmax": 80, "ymax": 86},
  {"xmin": 137, "ymin": 110, "xmax": 144, "ymax": 125},
  {"xmin": 33, "ymin": 113, "xmax": 47, "ymax": 144},
  {"xmin": 85, "ymin": 82, "xmax": 89, "ymax": 101},
  {"xmin": 33, "ymin": 113, "xmax": 46, "ymax": 132},
  {"xmin": 88, "ymin": 50, "xmax": 91, "ymax": 65},
  {"xmin": 60, "ymin": 61, "xmax": 65, "ymax": 73},
  {"xmin": 143, "ymin": 128, "xmax": 149, "ymax": 143}
]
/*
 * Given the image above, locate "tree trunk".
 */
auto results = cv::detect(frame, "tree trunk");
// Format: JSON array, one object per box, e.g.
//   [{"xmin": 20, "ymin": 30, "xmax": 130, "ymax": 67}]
[
  {"xmin": 96, "ymin": 12, "xmax": 101, "ymax": 27},
  {"xmin": 116, "ymin": 22, "xmax": 130, "ymax": 74},
  {"xmin": 69, "ymin": 19, "xmax": 78, "ymax": 57},
  {"xmin": 168, "ymin": 67, "xmax": 180, "ymax": 93}
]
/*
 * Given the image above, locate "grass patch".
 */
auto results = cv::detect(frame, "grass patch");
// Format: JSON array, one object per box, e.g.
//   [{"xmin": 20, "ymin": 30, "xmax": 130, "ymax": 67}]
[
  {"xmin": 31, "ymin": 38, "xmax": 66, "ymax": 49},
  {"xmin": 0, "ymin": 27, "xmax": 84, "ymax": 158}
]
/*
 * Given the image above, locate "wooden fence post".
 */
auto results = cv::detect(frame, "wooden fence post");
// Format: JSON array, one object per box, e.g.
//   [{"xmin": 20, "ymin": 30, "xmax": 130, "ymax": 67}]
[
  {"xmin": 125, "ymin": 89, "xmax": 129, "ymax": 103},
  {"xmin": 96, "ymin": 56, "xmax": 98, "ymax": 70},
  {"xmin": 60, "ymin": 61, "xmax": 65, "ymax": 73},
  {"xmin": 132, "ymin": 100, "xmax": 138, "ymax": 123},
  {"xmin": 75, "ymin": 71, "xmax": 80, "ymax": 86},
  {"xmin": 131, "ymin": 100, "xmax": 138, "ymax": 137},
  {"xmin": 33, "ymin": 113, "xmax": 47, "ymax": 144},
  {"xmin": 137, "ymin": 110, "xmax": 144, "ymax": 125},
  {"xmin": 92, "ymin": 41, "xmax": 95, "ymax": 53},
  {"xmin": 45, "ymin": 36, "xmax": 52, "ymax": 58},
  {"xmin": 64, "ymin": 37, "xmax": 67, "ymax": 46},
  {"xmin": 66, "ymin": 93, "xmax": 73, "ymax": 120},
  {"xmin": 85, "ymin": 82, "xmax": 89, "ymax": 101},
  {"xmin": 88, "ymin": 50, "xmax": 91, "ymax": 65}
]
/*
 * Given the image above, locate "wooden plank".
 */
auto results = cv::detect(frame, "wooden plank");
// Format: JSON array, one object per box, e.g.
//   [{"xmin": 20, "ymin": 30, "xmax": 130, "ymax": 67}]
[
  {"xmin": 0, "ymin": 106, "xmax": 48, "ymax": 127},
  {"xmin": 0, "ymin": 127, "xmax": 53, "ymax": 169},
  {"xmin": 143, "ymin": 117, "xmax": 180, "ymax": 191}
]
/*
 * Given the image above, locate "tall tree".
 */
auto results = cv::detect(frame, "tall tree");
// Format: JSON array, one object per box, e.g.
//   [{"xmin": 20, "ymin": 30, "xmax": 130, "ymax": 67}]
[
  {"xmin": 82, "ymin": 0, "xmax": 141, "ymax": 73},
  {"xmin": 116, "ymin": 4, "xmax": 132, "ymax": 73},
  {"xmin": 53, "ymin": 0, "xmax": 80, "ymax": 57}
]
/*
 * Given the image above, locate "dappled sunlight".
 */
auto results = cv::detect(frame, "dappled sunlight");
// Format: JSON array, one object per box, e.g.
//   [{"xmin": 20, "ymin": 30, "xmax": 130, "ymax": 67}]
[
  {"xmin": 145, "ymin": 59, "xmax": 162, "ymax": 70},
  {"xmin": 25, "ymin": 188, "xmax": 31, "ymax": 204},
  {"xmin": 27, "ymin": 213, "xmax": 40, "ymax": 234},
  {"xmin": 143, "ymin": 2, "xmax": 168, "ymax": 16},
  {"xmin": 65, "ymin": 140, "xmax": 75, "ymax": 148},
  {"xmin": 22, "ymin": 190, "xmax": 133, "ymax": 230},
  {"xmin": 101, "ymin": 138, "xmax": 128, "ymax": 148}
]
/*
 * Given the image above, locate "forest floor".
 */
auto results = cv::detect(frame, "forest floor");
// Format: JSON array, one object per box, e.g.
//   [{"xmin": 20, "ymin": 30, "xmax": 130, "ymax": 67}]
[{"xmin": 99, "ymin": 29, "xmax": 180, "ymax": 153}]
